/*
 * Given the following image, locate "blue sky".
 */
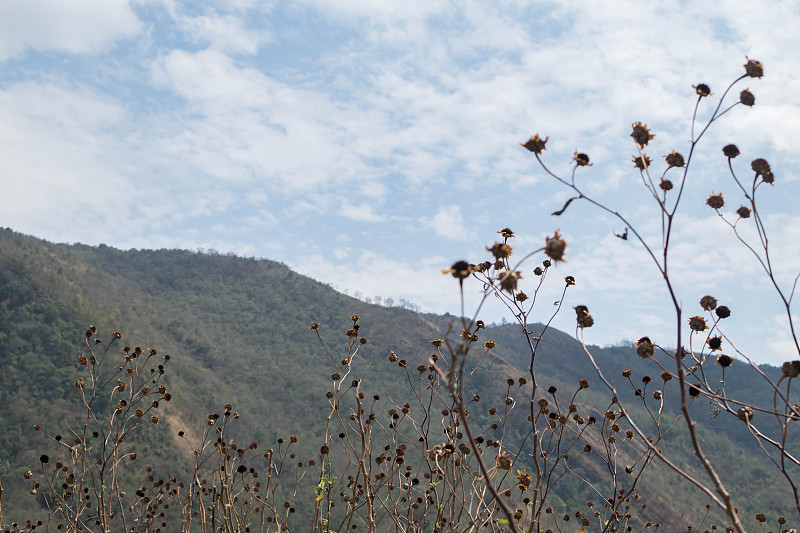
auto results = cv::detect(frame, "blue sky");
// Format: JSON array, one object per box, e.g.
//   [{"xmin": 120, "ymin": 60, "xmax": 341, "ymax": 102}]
[{"xmin": 2, "ymin": 0, "xmax": 800, "ymax": 365}]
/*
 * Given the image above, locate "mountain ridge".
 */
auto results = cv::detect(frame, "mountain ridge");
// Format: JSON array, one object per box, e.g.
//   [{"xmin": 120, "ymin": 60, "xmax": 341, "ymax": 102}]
[{"xmin": 0, "ymin": 227, "xmax": 796, "ymax": 528}]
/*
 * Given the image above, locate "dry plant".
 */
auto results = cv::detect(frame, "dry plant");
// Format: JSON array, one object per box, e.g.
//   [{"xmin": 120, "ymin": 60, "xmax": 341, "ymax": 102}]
[{"xmin": 2, "ymin": 58, "xmax": 797, "ymax": 533}]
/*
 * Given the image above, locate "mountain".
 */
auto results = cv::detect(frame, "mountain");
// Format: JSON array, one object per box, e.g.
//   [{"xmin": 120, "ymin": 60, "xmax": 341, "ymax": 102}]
[{"xmin": 0, "ymin": 227, "xmax": 796, "ymax": 529}]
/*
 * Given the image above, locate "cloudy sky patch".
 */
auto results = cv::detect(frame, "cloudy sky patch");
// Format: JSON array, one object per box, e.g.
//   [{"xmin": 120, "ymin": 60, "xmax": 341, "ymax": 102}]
[{"xmin": 2, "ymin": 0, "xmax": 799, "ymax": 365}]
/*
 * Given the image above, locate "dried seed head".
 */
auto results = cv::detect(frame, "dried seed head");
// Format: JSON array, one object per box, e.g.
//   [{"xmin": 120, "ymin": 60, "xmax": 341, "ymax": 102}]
[
  {"xmin": 693, "ymin": 83, "xmax": 711, "ymax": 97},
  {"xmin": 635, "ymin": 337, "xmax": 654, "ymax": 358},
  {"xmin": 715, "ymin": 306, "xmax": 731, "ymax": 319},
  {"xmin": 781, "ymin": 361, "xmax": 800, "ymax": 378},
  {"xmin": 632, "ymin": 155, "xmax": 651, "ymax": 170},
  {"xmin": 736, "ymin": 205, "xmax": 751, "ymax": 219},
  {"xmin": 751, "ymin": 158, "xmax": 771, "ymax": 176},
  {"xmin": 443, "ymin": 260, "xmax": 472, "ymax": 280},
  {"xmin": 688, "ymin": 383, "xmax": 702, "ymax": 397},
  {"xmin": 622, "ymin": 368, "xmax": 632, "ymax": 378},
  {"xmin": 653, "ymin": 390, "xmax": 662, "ymax": 400},
  {"xmin": 487, "ymin": 242, "xmax": 513, "ymax": 259},
  {"xmin": 699, "ymin": 295, "xmax": 717, "ymax": 311},
  {"xmin": 659, "ymin": 178, "xmax": 673, "ymax": 191},
  {"xmin": 521, "ymin": 134, "xmax": 548, "ymax": 155},
  {"xmin": 573, "ymin": 152, "xmax": 592, "ymax": 166},
  {"xmin": 706, "ymin": 192, "xmax": 724, "ymax": 209},
  {"xmin": 500, "ymin": 271, "xmax": 522, "ymax": 293},
  {"xmin": 737, "ymin": 406, "xmax": 754, "ymax": 422},
  {"xmin": 496, "ymin": 453, "xmax": 512, "ymax": 470},
  {"xmin": 688, "ymin": 316, "xmax": 708, "ymax": 332},
  {"xmin": 744, "ymin": 57, "xmax": 764, "ymax": 78},
  {"xmin": 707, "ymin": 336, "xmax": 723, "ymax": 351},
  {"xmin": 716, "ymin": 354, "xmax": 733, "ymax": 368},
  {"xmin": 498, "ymin": 227, "xmax": 515, "ymax": 239},
  {"xmin": 739, "ymin": 89, "xmax": 755, "ymax": 107},
  {"xmin": 722, "ymin": 144, "xmax": 740, "ymax": 158},
  {"xmin": 545, "ymin": 230, "xmax": 566, "ymax": 262},
  {"xmin": 665, "ymin": 151, "xmax": 685, "ymax": 168},
  {"xmin": 574, "ymin": 305, "xmax": 594, "ymax": 328},
  {"xmin": 630, "ymin": 122, "xmax": 655, "ymax": 146}
]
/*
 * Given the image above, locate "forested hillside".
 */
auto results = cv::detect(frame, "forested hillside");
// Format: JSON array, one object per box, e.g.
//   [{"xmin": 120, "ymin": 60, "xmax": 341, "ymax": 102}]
[{"xmin": 0, "ymin": 227, "xmax": 795, "ymax": 528}]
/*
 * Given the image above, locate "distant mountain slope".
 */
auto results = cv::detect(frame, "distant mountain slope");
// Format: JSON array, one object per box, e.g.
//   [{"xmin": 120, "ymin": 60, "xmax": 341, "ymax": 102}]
[{"xmin": 0, "ymin": 227, "xmax": 795, "ymax": 527}]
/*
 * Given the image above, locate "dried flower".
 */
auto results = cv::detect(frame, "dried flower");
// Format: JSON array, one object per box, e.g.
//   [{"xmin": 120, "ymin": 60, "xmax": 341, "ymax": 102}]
[
  {"xmin": 665, "ymin": 151, "xmax": 685, "ymax": 168},
  {"xmin": 631, "ymin": 122, "xmax": 655, "ymax": 146},
  {"xmin": 781, "ymin": 361, "xmax": 800, "ymax": 378},
  {"xmin": 716, "ymin": 306, "xmax": 731, "ymax": 319},
  {"xmin": 517, "ymin": 470, "xmax": 532, "ymax": 490},
  {"xmin": 716, "ymin": 354, "xmax": 733, "ymax": 368},
  {"xmin": 545, "ymin": 230, "xmax": 566, "ymax": 262},
  {"xmin": 635, "ymin": 337, "xmax": 654, "ymax": 358},
  {"xmin": 430, "ymin": 339, "xmax": 443, "ymax": 347},
  {"xmin": 574, "ymin": 305, "xmax": 594, "ymax": 328},
  {"xmin": 484, "ymin": 340, "xmax": 496, "ymax": 350},
  {"xmin": 737, "ymin": 406, "xmax": 754, "ymax": 422},
  {"xmin": 488, "ymin": 242, "xmax": 513, "ymax": 259},
  {"xmin": 736, "ymin": 206, "xmax": 751, "ymax": 219},
  {"xmin": 722, "ymin": 144, "xmax": 740, "ymax": 158},
  {"xmin": 659, "ymin": 178, "xmax": 673, "ymax": 191},
  {"xmin": 700, "ymin": 295, "xmax": 717, "ymax": 311},
  {"xmin": 707, "ymin": 336, "xmax": 723, "ymax": 351},
  {"xmin": 632, "ymin": 155, "xmax": 651, "ymax": 170},
  {"xmin": 688, "ymin": 383, "xmax": 702, "ymax": 397},
  {"xmin": 496, "ymin": 453, "xmax": 512, "ymax": 470},
  {"xmin": 533, "ymin": 266, "xmax": 543, "ymax": 276},
  {"xmin": 622, "ymin": 368, "xmax": 632, "ymax": 378},
  {"xmin": 688, "ymin": 316, "xmax": 708, "ymax": 332},
  {"xmin": 500, "ymin": 271, "xmax": 522, "ymax": 292},
  {"xmin": 565, "ymin": 275, "xmax": 575, "ymax": 286},
  {"xmin": 443, "ymin": 260, "xmax": 472, "ymax": 280},
  {"xmin": 744, "ymin": 57, "xmax": 764, "ymax": 78},
  {"xmin": 693, "ymin": 83, "xmax": 711, "ymax": 97},
  {"xmin": 739, "ymin": 89, "xmax": 755, "ymax": 106},
  {"xmin": 521, "ymin": 134, "xmax": 548, "ymax": 154},
  {"xmin": 498, "ymin": 227, "xmax": 515, "ymax": 239},
  {"xmin": 573, "ymin": 152, "xmax": 592, "ymax": 166},
  {"xmin": 310, "ymin": 322, "xmax": 319, "ymax": 330},
  {"xmin": 706, "ymin": 193, "xmax": 724, "ymax": 209},
  {"xmin": 751, "ymin": 158, "xmax": 771, "ymax": 176}
]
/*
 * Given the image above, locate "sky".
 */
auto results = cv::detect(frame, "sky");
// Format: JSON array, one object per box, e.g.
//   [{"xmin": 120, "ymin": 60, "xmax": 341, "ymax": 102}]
[{"xmin": 1, "ymin": 0, "xmax": 800, "ymax": 366}]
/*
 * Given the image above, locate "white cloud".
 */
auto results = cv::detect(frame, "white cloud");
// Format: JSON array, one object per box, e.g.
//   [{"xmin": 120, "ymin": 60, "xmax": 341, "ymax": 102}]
[
  {"xmin": 429, "ymin": 205, "xmax": 468, "ymax": 241},
  {"xmin": 181, "ymin": 13, "xmax": 268, "ymax": 55},
  {"xmin": 0, "ymin": 0, "xmax": 141, "ymax": 61}
]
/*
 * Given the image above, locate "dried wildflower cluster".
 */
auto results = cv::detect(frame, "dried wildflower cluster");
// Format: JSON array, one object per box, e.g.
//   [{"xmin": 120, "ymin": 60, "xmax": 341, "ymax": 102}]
[{"xmin": 513, "ymin": 57, "xmax": 796, "ymax": 533}]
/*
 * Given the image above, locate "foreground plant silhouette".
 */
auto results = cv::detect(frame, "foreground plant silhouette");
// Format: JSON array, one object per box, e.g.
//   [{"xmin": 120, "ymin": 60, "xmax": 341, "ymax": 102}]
[{"xmin": 2, "ymin": 58, "xmax": 797, "ymax": 533}]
